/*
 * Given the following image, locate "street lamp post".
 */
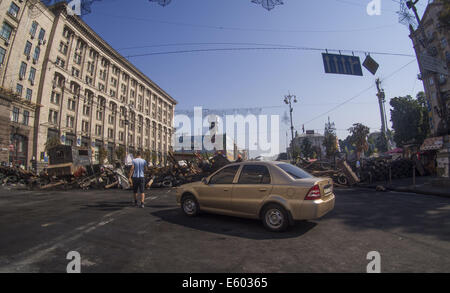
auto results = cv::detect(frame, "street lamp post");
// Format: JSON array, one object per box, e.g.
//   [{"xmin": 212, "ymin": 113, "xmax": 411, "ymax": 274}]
[{"xmin": 284, "ymin": 93, "xmax": 298, "ymax": 161}]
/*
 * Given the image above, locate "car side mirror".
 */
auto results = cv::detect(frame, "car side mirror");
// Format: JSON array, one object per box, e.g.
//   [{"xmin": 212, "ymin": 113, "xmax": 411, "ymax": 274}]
[{"xmin": 201, "ymin": 177, "xmax": 208, "ymax": 185}]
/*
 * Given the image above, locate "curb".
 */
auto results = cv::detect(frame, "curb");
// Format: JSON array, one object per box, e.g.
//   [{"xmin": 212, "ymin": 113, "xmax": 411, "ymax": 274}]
[{"xmin": 356, "ymin": 184, "xmax": 450, "ymax": 199}]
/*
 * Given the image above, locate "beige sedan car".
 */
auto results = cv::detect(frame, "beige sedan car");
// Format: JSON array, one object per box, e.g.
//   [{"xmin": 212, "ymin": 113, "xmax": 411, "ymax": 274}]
[{"xmin": 176, "ymin": 161, "xmax": 335, "ymax": 232}]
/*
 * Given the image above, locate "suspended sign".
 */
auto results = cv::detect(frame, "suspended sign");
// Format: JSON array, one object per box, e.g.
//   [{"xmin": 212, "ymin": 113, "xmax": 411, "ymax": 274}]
[
  {"xmin": 322, "ymin": 53, "xmax": 363, "ymax": 76},
  {"xmin": 363, "ymin": 55, "xmax": 379, "ymax": 75}
]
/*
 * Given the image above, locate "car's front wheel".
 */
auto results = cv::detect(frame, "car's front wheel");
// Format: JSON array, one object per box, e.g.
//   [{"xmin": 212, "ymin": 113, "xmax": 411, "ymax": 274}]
[
  {"xmin": 181, "ymin": 194, "xmax": 200, "ymax": 217},
  {"xmin": 261, "ymin": 204, "xmax": 289, "ymax": 232}
]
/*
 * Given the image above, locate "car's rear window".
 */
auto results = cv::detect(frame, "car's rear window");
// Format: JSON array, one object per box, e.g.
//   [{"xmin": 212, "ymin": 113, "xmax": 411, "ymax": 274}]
[{"xmin": 277, "ymin": 163, "xmax": 313, "ymax": 179}]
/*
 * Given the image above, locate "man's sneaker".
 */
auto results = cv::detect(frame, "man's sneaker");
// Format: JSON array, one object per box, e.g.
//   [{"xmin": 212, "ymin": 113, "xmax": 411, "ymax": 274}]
[
  {"xmin": 133, "ymin": 200, "xmax": 138, "ymax": 207},
  {"xmin": 140, "ymin": 202, "xmax": 145, "ymax": 208}
]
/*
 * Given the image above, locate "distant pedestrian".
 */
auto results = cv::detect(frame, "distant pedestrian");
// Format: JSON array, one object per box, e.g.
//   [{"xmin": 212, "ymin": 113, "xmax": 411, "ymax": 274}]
[{"xmin": 128, "ymin": 151, "xmax": 148, "ymax": 208}]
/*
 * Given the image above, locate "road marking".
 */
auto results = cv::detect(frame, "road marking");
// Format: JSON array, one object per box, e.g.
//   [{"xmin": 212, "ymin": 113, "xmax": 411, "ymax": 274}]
[{"xmin": 0, "ymin": 210, "xmax": 124, "ymax": 272}]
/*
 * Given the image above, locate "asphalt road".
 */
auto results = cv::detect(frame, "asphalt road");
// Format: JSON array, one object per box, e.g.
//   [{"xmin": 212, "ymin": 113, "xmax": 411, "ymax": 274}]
[{"xmin": 0, "ymin": 186, "xmax": 449, "ymax": 273}]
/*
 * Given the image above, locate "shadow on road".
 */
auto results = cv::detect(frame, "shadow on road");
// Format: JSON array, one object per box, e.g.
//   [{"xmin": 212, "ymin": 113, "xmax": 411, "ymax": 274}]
[
  {"xmin": 151, "ymin": 208, "xmax": 317, "ymax": 240},
  {"xmin": 332, "ymin": 189, "xmax": 450, "ymax": 242},
  {"xmin": 81, "ymin": 201, "xmax": 131, "ymax": 212}
]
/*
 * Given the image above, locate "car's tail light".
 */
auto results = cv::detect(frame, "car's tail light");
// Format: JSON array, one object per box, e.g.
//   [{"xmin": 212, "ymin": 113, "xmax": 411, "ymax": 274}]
[{"xmin": 305, "ymin": 185, "xmax": 321, "ymax": 200}]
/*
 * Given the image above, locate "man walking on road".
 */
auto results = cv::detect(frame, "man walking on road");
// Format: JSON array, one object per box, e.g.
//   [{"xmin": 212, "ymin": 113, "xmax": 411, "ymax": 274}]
[{"xmin": 128, "ymin": 151, "xmax": 148, "ymax": 208}]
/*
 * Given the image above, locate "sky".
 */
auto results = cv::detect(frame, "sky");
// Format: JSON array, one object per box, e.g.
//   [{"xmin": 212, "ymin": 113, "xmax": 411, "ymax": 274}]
[{"xmin": 79, "ymin": 0, "xmax": 428, "ymax": 155}]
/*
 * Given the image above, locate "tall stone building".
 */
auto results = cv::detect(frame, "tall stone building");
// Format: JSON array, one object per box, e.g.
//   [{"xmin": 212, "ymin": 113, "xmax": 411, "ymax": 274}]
[
  {"xmin": 409, "ymin": 0, "xmax": 449, "ymax": 178},
  {"xmin": 0, "ymin": 1, "xmax": 177, "ymax": 169},
  {"xmin": 409, "ymin": 0, "xmax": 449, "ymax": 137}
]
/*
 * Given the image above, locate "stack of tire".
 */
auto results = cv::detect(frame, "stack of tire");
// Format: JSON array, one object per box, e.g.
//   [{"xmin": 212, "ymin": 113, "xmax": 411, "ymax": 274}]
[{"xmin": 360, "ymin": 158, "xmax": 415, "ymax": 182}]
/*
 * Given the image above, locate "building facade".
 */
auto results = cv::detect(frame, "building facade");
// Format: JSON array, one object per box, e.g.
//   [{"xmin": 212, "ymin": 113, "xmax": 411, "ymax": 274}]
[
  {"xmin": 410, "ymin": 0, "xmax": 449, "ymax": 136},
  {"xmin": 0, "ymin": 1, "xmax": 176, "ymax": 169},
  {"xmin": 409, "ymin": 0, "xmax": 449, "ymax": 178},
  {"xmin": 290, "ymin": 131, "xmax": 326, "ymax": 159}
]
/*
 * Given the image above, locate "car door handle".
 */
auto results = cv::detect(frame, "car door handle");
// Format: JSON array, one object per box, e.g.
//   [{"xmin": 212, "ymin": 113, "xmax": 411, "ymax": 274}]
[
  {"xmin": 259, "ymin": 188, "xmax": 268, "ymax": 192},
  {"xmin": 223, "ymin": 188, "xmax": 229, "ymax": 191}
]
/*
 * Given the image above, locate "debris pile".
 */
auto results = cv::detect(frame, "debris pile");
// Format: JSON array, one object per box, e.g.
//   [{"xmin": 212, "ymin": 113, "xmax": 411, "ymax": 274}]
[
  {"xmin": 0, "ymin": 151, "xmax": 232, "ymax": 191},
  {"xmin": 359, "ymin": 157, "xmax": 420, "ymax": 182},
  {"xmin": 294, "ymin": 158, "xmax": 356, "ymax": 186}
]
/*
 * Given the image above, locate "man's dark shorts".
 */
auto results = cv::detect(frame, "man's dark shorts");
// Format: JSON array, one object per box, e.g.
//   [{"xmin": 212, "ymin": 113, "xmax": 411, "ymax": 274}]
[{"xmin": 132, "ymin": 177, "xmax": 145, "ymax": 194}]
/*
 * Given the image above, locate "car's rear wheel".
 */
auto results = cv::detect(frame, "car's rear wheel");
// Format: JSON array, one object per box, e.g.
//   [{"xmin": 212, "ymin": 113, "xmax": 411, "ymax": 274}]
[
  {"xmin": 181, "ymin": 194, "xmax": 199, "ymax": 217},
  {"xmin": 261, "ymin": 204, "xmax": 289, "ymax": 232}
]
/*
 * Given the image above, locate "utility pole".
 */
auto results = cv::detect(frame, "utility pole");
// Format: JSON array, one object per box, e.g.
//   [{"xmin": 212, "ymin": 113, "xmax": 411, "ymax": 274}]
[
  {"xmin": 284, "ymin": 93, "xmax": 297, "ymax": 160},
  {"xmin": 375, "ymin": 79, "xmax": 390, "ymax": 151}
]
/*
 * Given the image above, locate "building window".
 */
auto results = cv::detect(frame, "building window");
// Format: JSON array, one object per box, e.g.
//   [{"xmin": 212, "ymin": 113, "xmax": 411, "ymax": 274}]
[
  {"xmin": 108, "ymin": 115, "xmax": 114, "ymax": 124},
  {"xmin": 72, "ymin": 67, "xmax": 80, "ymax": 78},
  {"xmin": 1, "ymin": 22, "xmax": 13, "ymax": 41},
  {"xmin": 59, "ymin": 42, "xmax": 68, "ymax": 55},
  {"xmin": 26, "ymin": 88, "xmax": 32, "ymax": 101},
  {"xmin": 50, "ymin": 91, "xmax": 60, "ymax": 104},
  {"xmin": 82, "ymin": 120, "xmax": 89, "ymax": 132},
  {"xmin": 28, "ymin": 67, "xmax": 36, "ymax": 84},
  {"xmin": 30, "ymin": 21, "xmax": 38, "ymax": 38},
  {"xmin": 38, "ymin": 28, "xmax": 45, "ymax": 41},
  {"xmin": 0, "ymin": 47, "xmax": 5, "ymax": 64},
  {"xmin": 56, "ymin": 57, "xmax": 65, "ymax": 68},
  {"xmin": 119, "ymin": 131, "xmax": 124, "ymax": 141},
  {"xmin": 66, "ymin": 116, "xmax": 74, "ymax": 128},
  {"xmin": 67, "ymin": 98, "xmax": 76, "ymax": 111},
  {"xmin": 24, "ymin": 41, "xmax": 32, "ymax": 57},
  {"xmin": 16, "ymin": 84, "xmax": 23, "ymax": 97},
  {"xmin": 48, "ymin": 109, "xmax": 58, "ymax": 124},
  {"xmin": 23, "ymin": 110, "xmax": 29, "ymax": 126},
  {"xmin": 85, "ymin": 76, "xmax": 93, "ymax": 85},
  {"xmin": 8, "ymin": 2, "xmax": 20, "ymax": 18},
  {"xmin": 33, "ymin": 46, "xmax": 40, "ymax": 62},
  {"xmin": 96, "ymin": 110, "xmax": 103, "ymax": 121},
  {"xmin": 74, "ymin": 53, "xmax": 81, "ymax": 65},
  {"xmin": 95, "ymin": 125, "xmax": 102, "ymax": 136},
  {"xmin": 83, "ymin": 105, "xmax": 90, "ymax": 116},
  {"xmin": 12, "ymin": 107, "xmax": 19, "ymax": 123},
  {"xmin": 108, "ymin": 128, "xmax": 114, "ymax": 139},
  {"xmin": 19, "ymin": 62, "xmax": 27, "ymax": 79}
]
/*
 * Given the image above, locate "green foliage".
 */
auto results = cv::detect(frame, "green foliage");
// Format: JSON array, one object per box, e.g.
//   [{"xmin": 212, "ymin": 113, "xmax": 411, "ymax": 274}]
[
  {"xmin": 300, "ymin": 138, "xmax": 313, "ymax": 159},
  {"xmin": 292, "ymin": 145, "xmax": 302, "ymax": 159},
  {"xmin": 98, "ymin": 146, "xmax": 108, "ymax": 164},
  {"xmin": 348, "ymin": 123, "xmax": 370, "ymax": 159},
  {"xmin": 151, "ymin": 151, "xmax": 157, "ymax": 164},
  {"xmin": 45, "ymin": 135, "xmax": 61, "ymax": 152},
  {"xmin": 143, "ymin": 149, "xmax": 151, "ymax": 162},
  {"xmin": 339, "ymin": 136, "xmax": 355, "ymax": 156},
  {"xmin": 115, "ymin": 146, "xmax": 126, "ymax": 162},
  {"xmin": 323, "ymin": 119, "xmax": 338, "ymax": 158},
  {"xmin": 389, "ymin": 92, "xmax": 430, "ymax": 147}
]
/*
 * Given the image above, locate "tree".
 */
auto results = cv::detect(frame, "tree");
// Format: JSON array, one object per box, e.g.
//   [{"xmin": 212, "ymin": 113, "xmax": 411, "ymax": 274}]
[
  {"xmin": 323, "ymin": 118, "xmax": 338, "ymax": 158},
  {"xmin": 144, "ymin": 149, "xmax": 151, "ymax": 163},
  {"xmin": 98, "ymin": 146, "xmax": 108, "ymax": 164},
  {"xmin": 115, "ymin": 146, "xmax": 126, "ymax": 162},
  {"xmin": 45, "ymin": 135, "xmax": 61, "ymax": 152},
  {"xmin": 300, "ymin": 138, "xmax": 313, "ymax": 159},
  {"xmin": 339, "ymin": 135, "xmax": 355, "ymax": 157},
  {"xmin": 348, "ymin": 123, "xmax": 370, "ymax": 159},
  {"xmin": 390, "ymin": 93, "xmax": 430, "ymax": 147}
]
